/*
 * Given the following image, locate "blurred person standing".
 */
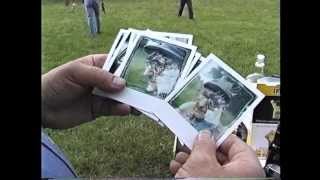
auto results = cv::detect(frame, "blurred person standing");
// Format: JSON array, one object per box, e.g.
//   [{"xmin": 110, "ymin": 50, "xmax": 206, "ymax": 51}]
[
  {"xmin": 178, "ymin": 0, "xmax": 194, "ymax": 19},
  {"xmin": 83, "ymin": 0, "xmax": 105, "ymax": 35}
]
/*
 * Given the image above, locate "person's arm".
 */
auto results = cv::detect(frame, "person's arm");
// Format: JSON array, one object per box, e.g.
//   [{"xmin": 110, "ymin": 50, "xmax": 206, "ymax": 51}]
[
  {"xmin": 42, "ymin": 54, "xmax": 131, "ymax": 129},
  {"xmin": 170, "ymin": 130, "xmax": 265, "ymax": 177}
]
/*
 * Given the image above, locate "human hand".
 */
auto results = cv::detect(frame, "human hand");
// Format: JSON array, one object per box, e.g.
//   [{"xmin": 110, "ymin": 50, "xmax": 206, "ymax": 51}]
[
  {"xmin": 42, "ymin": 54, "xmax": 131, "ymax": 129},
  {"xmin": 170, "ymin": 130, "xmax": 265, "ymax": 178}
]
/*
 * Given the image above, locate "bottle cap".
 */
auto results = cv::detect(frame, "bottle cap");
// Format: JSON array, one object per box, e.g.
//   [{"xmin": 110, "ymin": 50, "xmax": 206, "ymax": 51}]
[{"xmin": 257, "ymin": 54, "xmax": 265, "ymax": 63}]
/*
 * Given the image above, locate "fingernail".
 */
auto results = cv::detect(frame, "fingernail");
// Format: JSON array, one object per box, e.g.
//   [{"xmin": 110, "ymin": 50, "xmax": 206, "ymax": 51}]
[
  {"xmin": 198, "ymin": 130, "xmax": 211, "ymax": 141},
  {"xmin": 112, "ymin": 76, "xmax": 125, "ymax": 88}
]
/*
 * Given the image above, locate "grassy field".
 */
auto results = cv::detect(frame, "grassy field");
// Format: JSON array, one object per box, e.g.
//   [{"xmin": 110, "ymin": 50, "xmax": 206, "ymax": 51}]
[{"xmin": 42, "ymin": 0, "xmax": 279, "ymax": 177}]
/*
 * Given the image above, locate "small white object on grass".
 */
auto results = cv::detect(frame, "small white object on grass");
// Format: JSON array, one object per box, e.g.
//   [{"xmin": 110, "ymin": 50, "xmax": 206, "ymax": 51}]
[
  {"xmin": 71, "ymin": 3, "xmax": 76, "ymax": 10},
  {"xmin": 246, "ymin": 54, "xmax": 266, "ymax": 83},
  {"xmin": 255, "ymin": 54, "xmax": 265, "ymax": 68}
]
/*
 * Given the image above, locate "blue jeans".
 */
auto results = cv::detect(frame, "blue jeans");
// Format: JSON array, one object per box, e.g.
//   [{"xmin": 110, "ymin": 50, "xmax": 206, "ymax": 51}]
[{"xmin": 84, "ymin": 1, "xmax": 100, "ymax": 35}]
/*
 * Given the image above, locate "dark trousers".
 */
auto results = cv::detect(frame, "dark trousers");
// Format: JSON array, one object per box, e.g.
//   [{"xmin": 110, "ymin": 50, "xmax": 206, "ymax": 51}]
[{"xmin": 178, "ymin": 0, "xmax": 194, "ymax": 19}]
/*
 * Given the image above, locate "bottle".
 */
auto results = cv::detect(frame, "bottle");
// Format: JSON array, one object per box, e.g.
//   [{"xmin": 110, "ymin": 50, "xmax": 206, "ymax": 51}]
[
  {"xmin": 246, "ymin": 54, "xmax": 266, "ymax": 83},
  {"xmin": 255, "ymin": 54, "xmax": 265, "ymax": 76}
]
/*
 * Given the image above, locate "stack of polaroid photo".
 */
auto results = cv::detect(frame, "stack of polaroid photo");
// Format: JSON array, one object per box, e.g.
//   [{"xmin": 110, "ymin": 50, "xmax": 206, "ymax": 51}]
[{"xmin": 93, "ymin": 28, "xmax": 265, "ymax": 149}]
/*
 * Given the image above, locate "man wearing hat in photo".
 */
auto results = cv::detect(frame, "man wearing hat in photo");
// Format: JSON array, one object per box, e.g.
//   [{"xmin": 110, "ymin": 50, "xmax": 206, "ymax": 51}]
[
  {"xmin": 178, "ymin": 81, "xmax": 233, "ymax": 137},
  {"xmin": 202, "ymin": 81, "xmax": 232, "ymax": 111},
  {"xmin": 144, "ymin": 51, "xmax": 167, "ymax": 94},
  {"xmin": 143, "ymin": 41, "xmax": 185, "ymax": 98}
]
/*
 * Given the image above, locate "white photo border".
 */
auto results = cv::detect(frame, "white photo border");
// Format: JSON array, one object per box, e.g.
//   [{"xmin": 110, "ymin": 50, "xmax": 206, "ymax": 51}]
[
  {"xmin": 146, "ymin": 29, "xmax": 194, "ymax": 45},
  {"xmin": 103, "ymin": 30, "xmax": 131, "ymax": 72}
]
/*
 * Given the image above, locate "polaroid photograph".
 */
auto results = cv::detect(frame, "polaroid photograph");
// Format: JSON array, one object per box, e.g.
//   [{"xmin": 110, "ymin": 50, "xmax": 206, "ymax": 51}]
[
  {"xmin": 251, "ymin": 123, "xmax": 278, "ymax": 163},
  {"xmin": 114, "ymin": 33, "xmax": 197, "ymax": 100},
  {"xmin": 103, "ymin": 29, "xmax": 130, "ymax": 71},
  {"xmin": 105, "ymin": 28, "xmax": 194, "ymax": 125},
  {"xmin": 127, "ymin": 28, "xmax": 144, "ymax": 49},
  {"xmin": 136, "ymin": 49, "xmax": 199, "ymax": 125},
  {"xmin": 166, "ymin": 53, "xmax": 265, "ymax": 145},
  {"xmin": 105, "ymin": 31, "xmax": 132, "ymax": 73},
  {"xmin": 146, "ymin": 29, "xmax": 193, "ymax": 45},
  {"xmin": 108, "ymin": 29, "xmax": 127, "ymax": 57},
  {"xmin": 185, "ymin": 52, "xmax": 202, "ymax": 78},
  {"xmin": 253, "ymin": 96, "xmax": 280, "ymax": 124}
]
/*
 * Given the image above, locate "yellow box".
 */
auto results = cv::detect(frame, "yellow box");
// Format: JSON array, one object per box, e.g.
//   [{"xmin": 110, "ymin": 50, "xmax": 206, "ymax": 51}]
[{"xmin": 257, "ymin": 77, "xmax": 280, "ymax": 96}]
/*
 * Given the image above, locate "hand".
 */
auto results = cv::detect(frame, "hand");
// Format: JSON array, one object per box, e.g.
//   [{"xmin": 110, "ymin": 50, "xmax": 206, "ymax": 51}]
[
  {"xmin": 42, "ymin": 54, "xmax": 131, "ymax": 129},
  {"xmin": 170, "ymin": 130, "xmax": 265, "ymax": 178}
]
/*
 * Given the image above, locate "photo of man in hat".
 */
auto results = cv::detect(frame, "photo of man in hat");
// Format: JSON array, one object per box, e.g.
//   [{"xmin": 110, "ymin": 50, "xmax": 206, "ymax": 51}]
[
  {"xmin": 177, "ymin": 81, "xmax": 232, "ymax": 137},
  {"xmin": 270, "ymin": 100, "xmax": 280, "ymax": 120},
  {"xmin": 122, "ymin": 37, "xmax": 191, "ymax": 100},
  {"xmin": 142, "ymin": 41, "xmax": 186, "ymax": 98},
  {"xmin": 170, "ymin": 58, "xmax": 258, "ymax": 140}
]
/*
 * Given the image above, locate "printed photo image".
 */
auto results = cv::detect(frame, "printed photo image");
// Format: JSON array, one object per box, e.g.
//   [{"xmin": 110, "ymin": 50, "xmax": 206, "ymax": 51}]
[
  {"xmin": 270, "ymin": 100, "xmax": 280, "ymax": 120},
  {"xmin": 253, "ymin": 96, "xmax": 280, "ymax": 123},
  {"xmin": 169, "ymin": 58, "xmax": 258, "ymax": 139},
  {"xmin": 186, "ymin": 54, "xmax": 202, "ymax": 77},
  {"xmin": 103, "ymin": 30, "xmax": 130, "ymax": 72},
  {"xmin": 109, "ymin": 34, "xmax": 131, "ymax": 73},
  {"xmin": 121, "ymin": 35, "xmax": 195, "ymax": 99},
  {"xmin": 251, "ymin": 123, "xmax": 278, "ymax": 159}
]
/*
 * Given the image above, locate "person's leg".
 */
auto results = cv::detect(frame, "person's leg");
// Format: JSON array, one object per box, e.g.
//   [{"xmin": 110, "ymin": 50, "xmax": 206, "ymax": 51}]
[
  {"xmin": 85, "ymin": 5, "xmax": 97, "ymax": 35},
  {"xmin": 178, "ymin": 0, "xmax": 186, "ymax": 16},
  {"xmin": 186, "ymin": 0, "xmax": 194, "ymax": 19},
  {"xmin": 92, "ymin": 1, "xmax": 101, "ymax": 33}
]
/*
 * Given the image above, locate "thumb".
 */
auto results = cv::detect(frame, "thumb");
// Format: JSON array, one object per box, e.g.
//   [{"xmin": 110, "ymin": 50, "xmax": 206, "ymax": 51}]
[
  {"xmin": 192, "ymin": 130, "xmax": 219, "ymax": 163},
  {"xmin": 68, "ymin": 62, "xmax": 126, "ymax": 92},
  {"xmin": 175, "ymin": 130, "xmax": 221, "ymax": 178}
]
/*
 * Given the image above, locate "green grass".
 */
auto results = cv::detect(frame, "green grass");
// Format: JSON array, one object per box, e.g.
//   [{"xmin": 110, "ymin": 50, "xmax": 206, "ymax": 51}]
[
  {"xmin": 171, "ymin": 76, "xmax": 202, "ymax": 107},
  {"xmin": 125, "ymin": 48, "xmax": 148, "ymax": 91},
  {"xmin": 42, "ymin": 0, "xmax": 279, "ymax": 177}
]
